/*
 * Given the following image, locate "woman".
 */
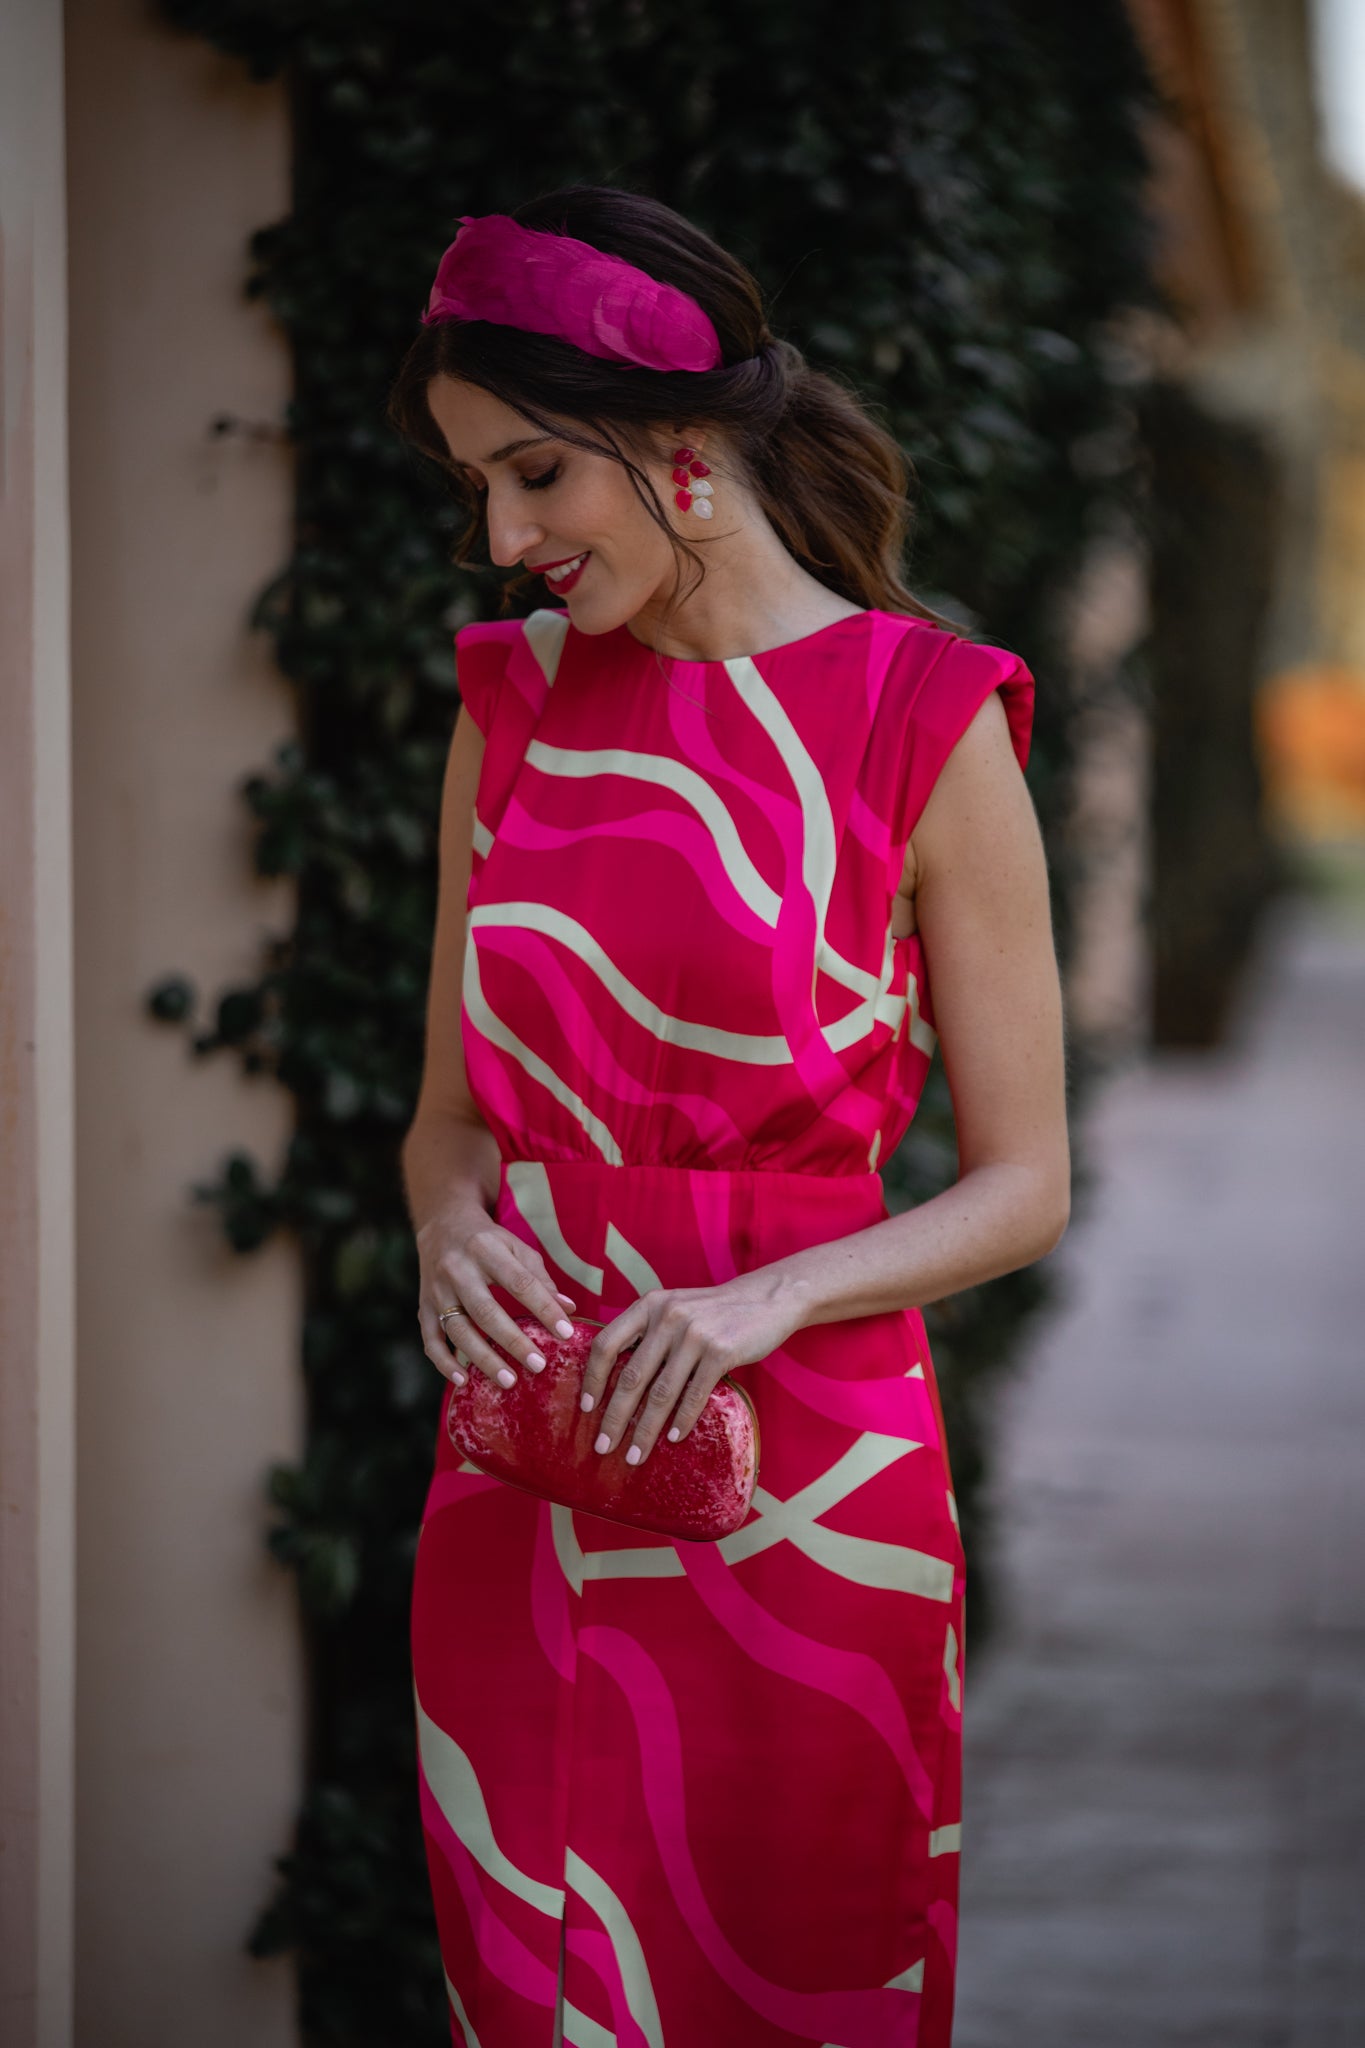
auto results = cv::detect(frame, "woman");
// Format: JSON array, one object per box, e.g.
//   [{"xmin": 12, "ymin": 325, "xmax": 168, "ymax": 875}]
[{"xmin": 392, "ymin": 186, "xmax": 1069, "ymax": 2047}]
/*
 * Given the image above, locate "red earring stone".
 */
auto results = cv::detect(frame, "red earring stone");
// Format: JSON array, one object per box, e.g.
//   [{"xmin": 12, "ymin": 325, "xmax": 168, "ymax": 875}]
[{"xmin": 672, "ymin": 447, "xmax": 714, "ymax": 520}]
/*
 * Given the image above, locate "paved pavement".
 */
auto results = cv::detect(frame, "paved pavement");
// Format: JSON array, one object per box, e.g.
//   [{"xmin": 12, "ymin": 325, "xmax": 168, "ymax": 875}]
[{"xmin": 953, "ymin": 888, "xmax": 1365, "ymax": 2048}]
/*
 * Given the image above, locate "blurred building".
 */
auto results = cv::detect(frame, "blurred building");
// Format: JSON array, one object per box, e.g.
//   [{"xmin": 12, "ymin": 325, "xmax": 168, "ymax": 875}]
[
  {"xmin": 1062, "ymin": 0, "xmax": 1365, "ymax": 1065},
  {"xmin": 1130, "ymin": 0, "xmax": 1365, "ymax": 842}
]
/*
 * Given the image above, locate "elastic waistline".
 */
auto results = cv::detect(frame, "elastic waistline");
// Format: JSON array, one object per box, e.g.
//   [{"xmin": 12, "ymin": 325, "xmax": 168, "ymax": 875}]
[{"xmin": 500, "ymin": 1157, "xmax": 883, "ymax": 1185}]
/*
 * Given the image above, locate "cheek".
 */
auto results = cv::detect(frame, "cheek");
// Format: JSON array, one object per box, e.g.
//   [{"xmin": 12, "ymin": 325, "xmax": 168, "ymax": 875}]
[
  {"xmin": 616, "ymin": 496, "xmax": 676, "ymax": 572},
  {"xmin": 579, "ymin": 467, "xmax": 673, "ymax": 563}
]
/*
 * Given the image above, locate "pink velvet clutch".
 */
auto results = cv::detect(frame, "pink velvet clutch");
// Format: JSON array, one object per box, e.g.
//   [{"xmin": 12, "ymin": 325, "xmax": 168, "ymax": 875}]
[{"xmin": 445, "ymin": 1316, "xmax": 759, "ymax": 1542}]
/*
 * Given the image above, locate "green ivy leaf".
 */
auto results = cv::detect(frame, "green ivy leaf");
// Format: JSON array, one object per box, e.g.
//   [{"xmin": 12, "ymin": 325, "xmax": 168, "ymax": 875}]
[{"xmin": 145, "ymin": 973, "xmax": 197, "ymax": 1023}]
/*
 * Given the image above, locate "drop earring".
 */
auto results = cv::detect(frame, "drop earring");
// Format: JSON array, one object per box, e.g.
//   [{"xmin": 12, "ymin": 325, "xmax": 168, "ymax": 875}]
[{"xmin": 671, "ymin": 447, "xmax": 714, "ymax": 521}]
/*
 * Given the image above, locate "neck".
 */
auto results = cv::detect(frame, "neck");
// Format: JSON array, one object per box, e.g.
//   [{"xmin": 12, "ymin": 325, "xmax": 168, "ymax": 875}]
[{"xmin": 623, "ymin": 503, "xmax": 862, "ymax": 662}]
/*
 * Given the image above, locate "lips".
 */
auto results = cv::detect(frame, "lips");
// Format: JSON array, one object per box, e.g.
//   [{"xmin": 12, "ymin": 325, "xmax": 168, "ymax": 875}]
[{"xmin": 541, "ymin": 551, "xmax": 590, "ymax": 594}]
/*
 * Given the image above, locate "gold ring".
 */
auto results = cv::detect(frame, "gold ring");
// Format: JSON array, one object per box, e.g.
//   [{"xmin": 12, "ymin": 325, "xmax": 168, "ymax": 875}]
[{"xmin": 438, "ymin": 1303, "xmax": 466, "ymax": 1326}]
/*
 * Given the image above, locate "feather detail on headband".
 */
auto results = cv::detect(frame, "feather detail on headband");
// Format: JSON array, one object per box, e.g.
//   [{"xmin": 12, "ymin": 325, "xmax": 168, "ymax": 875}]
[{"xmin": 421, "ymin": 214, "xmax": 724, "ymax": 375}]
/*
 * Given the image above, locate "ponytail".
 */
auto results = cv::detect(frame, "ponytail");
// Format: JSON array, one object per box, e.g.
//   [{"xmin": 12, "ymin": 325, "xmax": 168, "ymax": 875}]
[{"xmin": 741, "ymin": 340, "xmax": 953, "ymax": 625}]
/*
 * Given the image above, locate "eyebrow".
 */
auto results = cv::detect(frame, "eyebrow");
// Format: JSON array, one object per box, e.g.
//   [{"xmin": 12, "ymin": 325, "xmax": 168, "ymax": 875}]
[{"xmin": 478, "ymin": 435, "xmax": 556, "ymax": 464}]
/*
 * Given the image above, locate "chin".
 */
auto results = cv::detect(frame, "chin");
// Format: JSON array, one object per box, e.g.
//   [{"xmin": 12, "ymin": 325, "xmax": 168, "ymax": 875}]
[{"xmin": 552, "ymin": 587, "xmax": 633, "ymax": 637}]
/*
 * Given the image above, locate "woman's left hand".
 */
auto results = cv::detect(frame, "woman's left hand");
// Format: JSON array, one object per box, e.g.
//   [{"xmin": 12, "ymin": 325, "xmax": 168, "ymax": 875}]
[{"xmin": 580, "ymin": 1275, "xmax": 809, "ymax": 1467}]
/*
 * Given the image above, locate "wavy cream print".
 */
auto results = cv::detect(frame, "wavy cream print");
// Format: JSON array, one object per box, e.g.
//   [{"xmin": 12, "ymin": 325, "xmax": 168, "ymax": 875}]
[{"xmin": 414, "ymin": 605, "xmax": 1036, "ymax": 2043}]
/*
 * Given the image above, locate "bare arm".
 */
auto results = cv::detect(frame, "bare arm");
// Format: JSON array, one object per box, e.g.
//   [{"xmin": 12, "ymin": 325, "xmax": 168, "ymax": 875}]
[
  {"xmin": 401, "ymin": 704, "xmax": 578, "ymax": 1384},
  {"xmin": 769, "ymin": 683, "xmax": 1071, "ymax": 1324},
  {"xmin": 401, "ymin": 705, "xmax": 502, "ymax": 1234}
]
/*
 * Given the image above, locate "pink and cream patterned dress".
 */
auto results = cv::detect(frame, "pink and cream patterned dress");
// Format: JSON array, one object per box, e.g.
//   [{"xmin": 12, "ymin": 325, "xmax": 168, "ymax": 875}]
[{"xmin": 410, "ymin": 604, "xmax": 1035, "ymax": 2047}]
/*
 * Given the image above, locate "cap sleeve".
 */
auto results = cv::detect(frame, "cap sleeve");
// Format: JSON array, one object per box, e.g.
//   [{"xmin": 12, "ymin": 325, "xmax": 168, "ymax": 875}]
[
  {"xmin": 895, "ymin": 632, "xmax": 1036, "ymax": 844},
  {"xmin": 453, "ymin": 620, "xmax": 515, "ymax": 738}
]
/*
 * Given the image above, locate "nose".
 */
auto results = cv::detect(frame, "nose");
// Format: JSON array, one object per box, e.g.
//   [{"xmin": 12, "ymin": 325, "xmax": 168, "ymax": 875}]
[{"xmin": 483, "ymin": 488, "xmax": 546, "ymax": 570}]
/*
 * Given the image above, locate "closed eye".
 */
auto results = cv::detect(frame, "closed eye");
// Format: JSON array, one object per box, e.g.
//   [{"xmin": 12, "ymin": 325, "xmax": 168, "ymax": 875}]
[{"xmin": 459, "ymin": 463, "xmax": 561, "ymax": 499}]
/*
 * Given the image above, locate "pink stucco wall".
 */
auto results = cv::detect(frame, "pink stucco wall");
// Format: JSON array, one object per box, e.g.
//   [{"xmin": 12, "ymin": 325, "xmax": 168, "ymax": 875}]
[{"xmin": 65, "ymin": 3, "xmax": 305, "ymax": 2042}]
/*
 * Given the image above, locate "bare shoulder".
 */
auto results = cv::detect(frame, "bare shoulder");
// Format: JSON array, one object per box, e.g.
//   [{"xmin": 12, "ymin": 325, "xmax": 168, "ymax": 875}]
[
  {"xmin": 893, "ymin": 688, "xmax": 1032, "ymax": 934},
  {"xmin": 911, "ymin": 686, "xmax": 1037, "ymax": 889}
]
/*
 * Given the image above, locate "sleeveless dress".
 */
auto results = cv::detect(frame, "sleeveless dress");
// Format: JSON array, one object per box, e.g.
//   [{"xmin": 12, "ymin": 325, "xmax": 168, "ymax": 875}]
[{"xmin": 410, "ymin": 604, "xmax": 1035, "ymax": 2048}]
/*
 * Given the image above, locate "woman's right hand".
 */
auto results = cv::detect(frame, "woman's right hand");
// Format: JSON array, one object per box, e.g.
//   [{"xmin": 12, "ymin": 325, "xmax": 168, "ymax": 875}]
[{"xmin": 416, "ymin": 1202, "xmax": 578, "ymax": 1390}]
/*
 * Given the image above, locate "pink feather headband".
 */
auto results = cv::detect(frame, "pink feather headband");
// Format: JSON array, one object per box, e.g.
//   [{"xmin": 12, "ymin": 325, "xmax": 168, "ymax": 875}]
[{"xmin": 420, "ymin": 213, "xmax": 724, "ymax": 375}]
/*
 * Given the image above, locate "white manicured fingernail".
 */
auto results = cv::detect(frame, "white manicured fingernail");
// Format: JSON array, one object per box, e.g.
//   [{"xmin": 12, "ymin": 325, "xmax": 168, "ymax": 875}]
[
  {"xmin": 526, "ymin": 1350, "xmax": 546, "ymax": 1371},
  {"xmin": 666, "ymin": 1427, "xmax": 680, "ymax": 1441},
  {"xmin": 625, "ymin": 1445, "xmax": 642, "ymax": 1466},
  {"xmin": 580, "ymin": 1393, "xmax": 594, "ymax": 1413},
  {"xmin": 497, "ymin": 1367, "xmax": 516, "ymax": 1389},
  {"xmin": 594, "ymin": 1432, "xmax": 611, "ymax": 1454},
  {"xmin": 555, "ymin": 1319, "xmax": 575, "ymax": 1338},
  {"xmin": 451, "ymin": 1371, "xmax": 467, "ymax": 1387}
]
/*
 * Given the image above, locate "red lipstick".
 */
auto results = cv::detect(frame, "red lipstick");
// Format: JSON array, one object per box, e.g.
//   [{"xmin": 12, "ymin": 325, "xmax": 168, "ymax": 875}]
[{"xmin": 539, "ymin": 550, "xmax": 591, "ymax": 594}]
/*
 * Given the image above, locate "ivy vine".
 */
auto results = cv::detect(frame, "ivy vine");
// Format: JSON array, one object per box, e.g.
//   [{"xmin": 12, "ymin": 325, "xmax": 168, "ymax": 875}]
[{"xmin": 152, "ymin": 2, "xmax": 1158, "ymax": 2038}]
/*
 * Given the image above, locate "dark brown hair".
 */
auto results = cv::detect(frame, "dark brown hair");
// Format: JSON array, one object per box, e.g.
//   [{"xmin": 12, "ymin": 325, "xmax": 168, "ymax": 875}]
[{"xmin": 388, "ymin": 184, "xmax": 957, "ymax": 642}]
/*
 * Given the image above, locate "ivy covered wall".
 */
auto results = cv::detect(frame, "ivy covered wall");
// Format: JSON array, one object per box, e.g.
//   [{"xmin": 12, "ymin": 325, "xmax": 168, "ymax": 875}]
[{"xmin": 153, "ymin": 2, "xmax": 1157, "ymax": 2038}]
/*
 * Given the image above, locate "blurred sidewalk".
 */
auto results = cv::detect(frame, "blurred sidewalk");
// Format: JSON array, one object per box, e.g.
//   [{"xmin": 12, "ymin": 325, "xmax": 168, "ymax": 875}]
[{"xmin": 954, "ymin": 887, "xmax": 1365, "ymax": 2048}]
